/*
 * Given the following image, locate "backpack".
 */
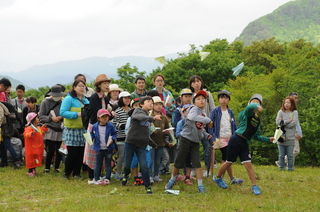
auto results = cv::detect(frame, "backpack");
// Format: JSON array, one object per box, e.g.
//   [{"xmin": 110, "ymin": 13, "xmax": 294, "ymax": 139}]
[
  {"xmin": 1, "ymin": 114, "xmax": 14, "ymax": 138},
  {"xmin": 0, "ymin": 101, "xmax": 20, "ymax": 123}
]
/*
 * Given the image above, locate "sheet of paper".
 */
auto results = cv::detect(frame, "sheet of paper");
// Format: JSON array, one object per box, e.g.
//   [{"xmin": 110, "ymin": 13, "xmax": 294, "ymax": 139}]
[
  {"xmin": 106, "ymin": 136, "xmax": 113, "ymax": 147},
  {"xmin": 83, "ymin": 132, "xmax": 93, "ymax": 145},
  {"xmin": 165, "ymin": 95, "xmax": 172, "ymax": 107},
  {"xmin": 50, "ymin": 110, "xmax": 56, "ymax": 117},
  {"xmin": 162, "ymin": 127, "xmax": 175, "ymax": 132},
  {"xmin": 273, "ymin": 129, "xmax": 283, "ymax": 143}
]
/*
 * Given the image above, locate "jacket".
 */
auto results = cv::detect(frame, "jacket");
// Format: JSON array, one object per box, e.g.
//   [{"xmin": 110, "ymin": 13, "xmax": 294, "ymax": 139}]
[
  {"xmin": 276, "ymin": 110, "xmax": 298, "ymax": 145},
  {"xmin": 181, "ymin": 106, "xmax": 212, "ymax": 143},
  {"xmin": 208, "ymin": 106, "xmax": 237, "ymax": 143},
  {"xmin": 91, "ymin": 122, "xmax": 117, "ymax": 152},
  {"xmin": 39, "ymin": 97, "xmax": 63, "ymax": 131},
  {"xmin": 125, "ymin": 107, "xmax": 157, "ymax": 149}
]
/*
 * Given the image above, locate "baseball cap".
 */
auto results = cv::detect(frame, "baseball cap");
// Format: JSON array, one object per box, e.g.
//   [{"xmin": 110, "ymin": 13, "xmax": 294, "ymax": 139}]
[
  {"xmin": 152, "ymin": 96, "xmax": 164, "ymax": 105},
  {"xmin": 97, "ymin": 109, "xmax": 111, "ymax": 118},
  {"xmin": 180, "ymin": 88, "xmax": 192, "ymax": 96},
  {"xmin": 192, "ymin": 90, "xmax": 207, "ymax": 103}
]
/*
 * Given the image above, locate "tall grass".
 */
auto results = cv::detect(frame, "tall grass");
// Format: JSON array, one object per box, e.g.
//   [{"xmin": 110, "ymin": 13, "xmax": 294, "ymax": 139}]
[{"xmin": 0, "ymin": 163, "xmax": 319, "ymax": 211}]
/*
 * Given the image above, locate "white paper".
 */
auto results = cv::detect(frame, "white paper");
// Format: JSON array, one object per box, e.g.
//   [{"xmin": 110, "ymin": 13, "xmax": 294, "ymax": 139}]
[
  {"xmin": 165, "ymin": 190, "xmax": 180, "ymax": 195},
  {"xmin": 213, "ymin": 138, "xmax": 221, "ymax": 149},
  {"xmin": 162, "ymin": 127, "xmax": 175, "ymax": 132},
  {"xmin": 273, "ymin": 129, "xmax": 283, "ymax": 143},
  {"xmin": 83, "ymin": 132, "xmax": 93, "ymax": 146},
  {"xmin": 50, "ymin": 110, "xmax": 56, "ymax": 117},
  {"xmin": 106, "ymin": 136, "xmax": 113, "ymax": 147},
  {"xmin": 165, "ymin": 95, "xmax": 172, "ymax": 107}
]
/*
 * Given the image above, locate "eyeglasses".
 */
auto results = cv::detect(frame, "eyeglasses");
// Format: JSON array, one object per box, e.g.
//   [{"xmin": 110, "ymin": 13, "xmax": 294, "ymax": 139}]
[
  {"xmin": 155, "ymin": 80, "xmax": 164, "ymax": 83},
  {"xmin": 77, "ymin": 85, "xmax": 86, "ymax": 88}
]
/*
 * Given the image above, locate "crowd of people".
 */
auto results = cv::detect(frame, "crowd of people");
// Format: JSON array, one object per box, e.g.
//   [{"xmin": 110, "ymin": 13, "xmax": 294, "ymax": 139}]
[{"xmin": 0, "ymin": 74, "xmax": 302, "ymax": 195}]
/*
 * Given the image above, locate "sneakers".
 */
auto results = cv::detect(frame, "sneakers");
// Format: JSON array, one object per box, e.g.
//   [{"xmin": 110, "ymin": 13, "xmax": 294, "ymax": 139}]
[
  {"xmin": 198, "ymin": 185, "xmax": 206, "ymax": 193},
  {"xmin": 27, "ymin": 172, "xmax": 35, "ymax": 177},
  {"xmin": 145, "ymin": 186, "xmax": 153, "ymax": 194},
  {"xmin": 14, "ymin": 161, "xmax": 21, "ymax": 170},
  {"xmin": 252, "ymin": 185, "xmax": 261, "ymax": 195},
  {"xmin": 104, "ymin": 179, "xmax": 110, "ymax": 185},
  {"xmin": 58, "ymin": 148, "xmax": 68, "ymax": 156},
  {"xmin": 94, "ymin": 180, "xmax": 105, "ymax": 185},
  {"xmin": 44, "ymin": 169, "xmax": 50, "ymax": 173},
  {"xmin": 115, "ymin": 174, "xmax": 123, "ymax": 181},
  {"xmin": 88, "ymin": 179, "xmax": 95, "ymax": 184},
  {"xmin": 121, "ymin": 176, "xmax": 128, "ymax": 186},
  {"xmin": 184, "ymin": 179, "xmax": 193, "ymax": 185},
  {"xmin": 213, "ymin": 175, "xmax": 228, "ymax": 189},
  {"xmin": 230, "ymin": 177, "xmax": 243, "ymax": 184},
  {"xmin": 134, "ymin": 178, "xmax": 143, "ymax": 186},
  {"xmin": 153, "ymin": 175, "xmax": 163, "ymax": 182},
  {"xmin": 165, "ymin": 179, "xmax": 175, "ymax": 190},
  {"xmin": 149, "ymin": 176, "xmax": 154, "ymax": 184},
  {"xmin": 176, "ymin": 175, "xmax": 185, "ymax": 181},
  {"xmin": 202, "ymin": 170, "xmax": 210, "ymax": 177},
  {"xmin": 54, "ymin": 169, "xmax": 60, "ymax": 173},
  {"xmin": 275, "ymin": 161, "xmax": 280, "ymax": 167}
]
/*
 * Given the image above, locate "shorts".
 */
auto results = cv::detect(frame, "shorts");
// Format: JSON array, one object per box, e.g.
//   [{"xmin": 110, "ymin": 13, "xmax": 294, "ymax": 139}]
[
  {"xmin": 174, "ymin": 137, "xmax": 201, "ymax": 169},
  {"xmin": 219, "ymin": 146, "xmax": 227, "ymax": 161},
  {"xmin": 226, "ymin": 134, "xmax": 251, "ymax": 163}
]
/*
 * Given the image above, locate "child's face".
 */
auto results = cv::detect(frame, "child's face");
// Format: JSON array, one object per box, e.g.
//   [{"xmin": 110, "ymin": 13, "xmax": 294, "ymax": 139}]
[
  {"xmin": 194, "ymin": 95, "xmax": 206, "ymax": 109},
  {"xmin": 98, "ymin": 115, "xmax": 109, "ymax": 125},
  {"xmin": 284, "ymin": 99, "xmax": 291, "ymax": 111},
  {"xmin": 218, "ymin": 96, "xmax": 230, "ymax": 107},
  {"xmin": 33, "ymin": 117, "xmax": 39, "ymax": 125},
  {"xmin": 181, "ymin": 94, "xmax": 192, "ymax": 105},
  {"xmin": 16, "ymin": 89, "xmax": 25, "ymax": 98},
  {"xmin": 141, "ymin": 100, "xmax": 153, "ymax": 112},
  {"xmin": 250, "ymin": 99, "xmax": 260, "ymax": 104},
  {"xmin": 132, "ymin": 102, "xmax": 139, "ymax": 108},
  {"xmin": 153, "ymin": 102, "xmax": 163, "ymax": 112},
  {"xmin": 26, "ymin": 102, "xmax": 35, "ymax": 110},
  {"xmin": 166, "ymin": 116, "xmax": 172, "ymax": 123},
  {"xmin": 123, "ymin": 96, "xmax": 131, "ymax": 107}
]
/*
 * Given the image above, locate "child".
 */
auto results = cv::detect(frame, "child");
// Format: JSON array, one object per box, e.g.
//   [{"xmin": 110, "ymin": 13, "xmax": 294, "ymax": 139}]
[
  {"xmin": 213, "ymin": 94, "xmax": 274, "ymax": 195},
  {"xmin": 122, "ymin": 96, "xmax": 161, "ymax": 194},
  {"xmin": 173, "ymin": 88, "xmax": 193, "ymax": 129},
  {"xmin": 165, "ymin": 91, "xmax": 213, "ymax": 193},
  {"xmin": 209, "ymin": 90, "xmax": 243, "ymax": 184},
  {"xmin": 150, "ymin": 96, "xmax": 170, "ymax": 182},
  {"xmin": 91, "ymin": 109, "xmax": 117, "ymax": 185},
  {"xmin": 24, "ymin": 112, "xmax": 48, "ymax": 176},
  {"xmin": 175, "ymin": 104, "xmax": 195, "ymax": 186},
  {"xmin": 276, "ymin": 96, "xmax": 298, "ymax": 171}
]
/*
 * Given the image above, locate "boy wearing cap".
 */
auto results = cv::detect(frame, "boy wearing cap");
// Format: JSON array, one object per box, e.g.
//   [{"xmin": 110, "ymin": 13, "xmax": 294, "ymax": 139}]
[
  {"xmin": 122, "ymin": 96, "xmax": 161, "ymax": 194},
  {"xmin": 150, "ymin": 96, "xmax": 170, "ymax": 182},
  {"xmin": 208, "ymin": 90, "xmax": 242, "ymax": 184},
  {"xmin": 174, "ymin": 88, "xmax": 193, "ymax": 129},
  {"xmin": 90, "ymin": 109, "xmax": 117, "ymax": 185},
  {"xmin": 213, "ymin": 94, "xmax": 274, "ymax": 195},
  {"xmin": 165, "ymin": 91, "xmax": 213, "ymax": 193}
]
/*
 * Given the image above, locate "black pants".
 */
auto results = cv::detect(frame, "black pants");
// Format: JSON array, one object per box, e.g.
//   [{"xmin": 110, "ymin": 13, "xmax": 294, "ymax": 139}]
[
  {"xmin": 45, "ymin": 140, "xmax": 62, "ymax": 170},
  {"xmin": 64, "ymin": 146, "xmax": 85, "ymax": 177}
]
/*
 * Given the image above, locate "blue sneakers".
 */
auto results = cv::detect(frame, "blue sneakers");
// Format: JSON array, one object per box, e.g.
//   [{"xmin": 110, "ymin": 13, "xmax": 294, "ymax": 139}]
[
  {"xmin": 213, "ymin": 175, "xmax": 228, "ymax": 189},
  {"xmin": 252, "ymin": 185, "xmax": 261, "ymax": 195},
  {"xmin": 165, "ymin": 179, "xmax": 175, "ymax": 190},
  {"xmin": 198, "ymin": 185, "xmax": 206, "ymax": 193},
  {"xmin": 230, "ymin": 177, "xmax": 244, "ymax": 184}
]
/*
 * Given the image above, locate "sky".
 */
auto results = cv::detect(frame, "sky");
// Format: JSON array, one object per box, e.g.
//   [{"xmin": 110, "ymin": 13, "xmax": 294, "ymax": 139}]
[{"xmin": 0, "ymin": 0, "xmax": 293, "ymax": 68}]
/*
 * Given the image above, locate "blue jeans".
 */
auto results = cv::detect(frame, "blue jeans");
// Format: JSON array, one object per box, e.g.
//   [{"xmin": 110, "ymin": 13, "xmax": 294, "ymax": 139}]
[
  {"xmin": 124, "ymin": 142, "xmax": 150, "ymax": 187},
  {"xmin": 94, "ymin": 149, "xmax": 112, "ymax": 181},
  {"xmin": 0, "ymin": 137, "xmax": 19, "ymax": 163},
  {"xmin": 151, "ymin": 146, "xmax": 164, "ymax": 177},
  {"xmin": 278, "ymin": 145, "xmax": 294, "ymax": 171},
  {"xmin": 201, "ymin": 138, "xmax": 211, "ymax": 168}
]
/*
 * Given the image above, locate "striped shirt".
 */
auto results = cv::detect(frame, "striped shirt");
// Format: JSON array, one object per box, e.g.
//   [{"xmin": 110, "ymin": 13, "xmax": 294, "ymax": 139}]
[{"xmin": 111, "ymin": 107, "xmax": 129, "ymax": 140}]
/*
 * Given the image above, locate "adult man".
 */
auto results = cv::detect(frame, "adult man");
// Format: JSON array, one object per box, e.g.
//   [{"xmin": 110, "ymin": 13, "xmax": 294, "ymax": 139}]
[
  {"xmin": 275, "ymin": 92, "xmax": 302, "ymax": 167},
  {"xmin": 131, "ymin": 76, "xmax": 147, "ymax": 99}
]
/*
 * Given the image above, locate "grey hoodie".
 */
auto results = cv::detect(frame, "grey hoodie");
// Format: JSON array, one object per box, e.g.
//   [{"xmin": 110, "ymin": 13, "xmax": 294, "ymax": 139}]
[
  {"xmin": 276, "ymin": 110, "xmax": 298, "ymax": 145},
  {"xmin": 181, "ymin": 105, "xmax": 211, "ymax": 143},
  {"xmin": 125, "ymin": 107, "xmax": 157, "ymax": 149}
]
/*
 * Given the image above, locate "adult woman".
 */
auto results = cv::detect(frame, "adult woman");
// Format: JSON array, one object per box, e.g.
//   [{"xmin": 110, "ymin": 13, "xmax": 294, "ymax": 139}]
[
  {"xmin": 22, "ymin": 96, "xmax": 40, "ymax": 127},
  {"xmin": 152, "ymin": 74, "xmax": 174, "ymax": 115},
  {"xmin": 189, "ymin": 75, "xmax": 215, "ymax": 177},
  {"xmin": 39, "ymin": 85, "xmax": 66, "ymax": 173},
  {"xmin": 111, "ymin": 91, "xmax": 131, "ymax": 180},
  {"xmin": 83, "ymin": 74, "xmax": 112, "ymax": 184},
  {"xmin": 107, "ymin": 84, "xmax": 123, "ymax": 110},
  {"xmin": 60, "ymin": 80, "xmax": 89, "ymax": 179}
]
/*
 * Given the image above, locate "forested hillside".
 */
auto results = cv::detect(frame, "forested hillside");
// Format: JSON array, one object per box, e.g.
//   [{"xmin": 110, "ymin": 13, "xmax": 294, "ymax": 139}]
[{"xmin": 235, "ymin": 0, "xmax": 320, "ymax": 45}]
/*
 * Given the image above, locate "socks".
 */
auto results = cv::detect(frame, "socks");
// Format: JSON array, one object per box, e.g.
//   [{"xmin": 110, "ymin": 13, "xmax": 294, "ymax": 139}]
[
  {"xmin": 171, "ymin": 175, "xmax": 177, "ymax": 181},
  {"xmin": 197, "ymin": 179, "xmax": 203, "ymax": 186}
]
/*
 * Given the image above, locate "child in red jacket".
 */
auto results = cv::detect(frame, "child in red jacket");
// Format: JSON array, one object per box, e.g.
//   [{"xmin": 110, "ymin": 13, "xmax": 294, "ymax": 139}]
[{"xmin": 24, "ymin": 112, "xmax": 47, "ymax": 176}]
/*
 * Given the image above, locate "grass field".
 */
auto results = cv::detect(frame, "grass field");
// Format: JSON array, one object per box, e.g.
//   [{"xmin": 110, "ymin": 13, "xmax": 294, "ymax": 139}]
[{"xmin": 0, "ymin": 163, "xmax": 319, "ymax": 212}]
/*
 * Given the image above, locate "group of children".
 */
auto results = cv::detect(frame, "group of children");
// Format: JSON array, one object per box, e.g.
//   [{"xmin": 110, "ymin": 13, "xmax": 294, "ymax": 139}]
[{"xmin": 21, "ymin": 83, "xmax": 299, "ymax": 196}]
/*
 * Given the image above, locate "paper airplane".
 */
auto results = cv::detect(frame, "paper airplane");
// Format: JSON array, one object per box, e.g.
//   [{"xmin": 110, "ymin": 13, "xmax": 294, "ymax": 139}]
[
  {"xmin": 232, "ymin": 62, "xmax": 244, "ymax": 76},
  {"xmin": 199, "ymin": 52, "xmax": 210, "ymax": 61},
  {"xmin": 165, "ymin": 190, "xmax": 180, "ymax": 195},
  {"xmin": 154, "ymin": 56, "xmax": 168, "ymax": 65}
]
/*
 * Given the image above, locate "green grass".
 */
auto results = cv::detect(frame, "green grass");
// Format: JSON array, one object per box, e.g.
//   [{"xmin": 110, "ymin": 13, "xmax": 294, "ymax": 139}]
[{"xmin": 0, "ymin": 164, "xmax": 319, "ymax": 211}]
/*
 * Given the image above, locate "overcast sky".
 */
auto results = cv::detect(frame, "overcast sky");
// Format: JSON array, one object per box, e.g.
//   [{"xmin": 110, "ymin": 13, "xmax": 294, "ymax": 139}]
[{"xmin": 0, "ymin": 0, "xmax": 292, "ymax": 67}]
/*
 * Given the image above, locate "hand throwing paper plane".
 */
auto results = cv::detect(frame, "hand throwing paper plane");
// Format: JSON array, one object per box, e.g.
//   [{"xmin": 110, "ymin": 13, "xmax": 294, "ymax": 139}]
[{"xmin": 232, "ymin": 62, "xmax": 244, "ymax": 76}]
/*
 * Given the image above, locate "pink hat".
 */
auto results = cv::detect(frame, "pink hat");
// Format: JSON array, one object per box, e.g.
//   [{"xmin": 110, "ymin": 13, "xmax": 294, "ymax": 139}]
[
  {"xmin": 26, "ymin": 112, "xmax": 38, "ymax": 125},
  {"xmin": 97, "ymin": 109, "xmax": 111, "ymax": 118}
]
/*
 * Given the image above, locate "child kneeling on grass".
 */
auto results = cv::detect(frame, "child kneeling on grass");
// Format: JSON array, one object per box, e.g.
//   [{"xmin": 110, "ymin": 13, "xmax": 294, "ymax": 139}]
[
  {"xmin": 24, "ymin": 112, "xmax": 48, "ymax": 176},
  {"xmin": 213, "ymin": 94, "xmax": 274, "ymax": 195},
  {"xmin": 91, "ymin": 109, "xmax": 117, "ymax": 185},
  {"xmin": 165, "ymin": 91, "xmax": 213, "ymax": 193}
]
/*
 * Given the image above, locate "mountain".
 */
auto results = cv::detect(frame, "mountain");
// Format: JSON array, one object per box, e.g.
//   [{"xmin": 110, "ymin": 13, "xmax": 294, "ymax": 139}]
[
  {"xmin": 235, "ymin": 0, "xmax": 320, "ymax": 45},
  {"xmin": 0, "ymin": 55, "xmax": 172, "ymax": 89}
]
